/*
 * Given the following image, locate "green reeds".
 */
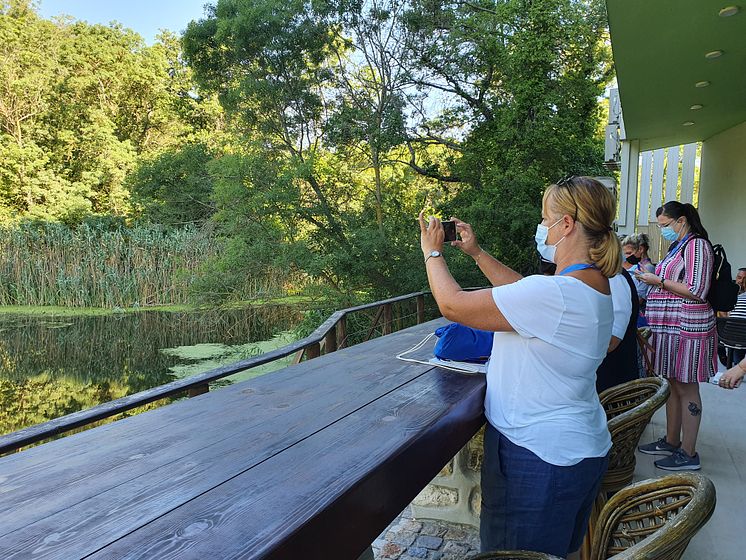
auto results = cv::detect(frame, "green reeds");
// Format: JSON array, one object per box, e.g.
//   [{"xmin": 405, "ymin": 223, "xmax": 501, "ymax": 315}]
[{"xmin": 0, "ymin": 222, "xmax": 217, "ymax": 308}]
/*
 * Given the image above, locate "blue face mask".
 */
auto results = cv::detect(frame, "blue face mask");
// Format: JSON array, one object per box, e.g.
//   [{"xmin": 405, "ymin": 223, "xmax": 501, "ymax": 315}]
[
  {"xmin": 660, "ymin": 222, "xmax": 679, "ymax": 242},
  {"xmin": 535, "ymin": 218, "xmax": 564, "ymax": 263}
]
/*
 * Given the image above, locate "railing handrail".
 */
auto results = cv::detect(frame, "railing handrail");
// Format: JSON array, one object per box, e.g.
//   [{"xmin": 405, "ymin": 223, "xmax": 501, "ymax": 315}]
[{"xmin": 0, "ymin": 291, "xmax": 435, "ymax": 455}]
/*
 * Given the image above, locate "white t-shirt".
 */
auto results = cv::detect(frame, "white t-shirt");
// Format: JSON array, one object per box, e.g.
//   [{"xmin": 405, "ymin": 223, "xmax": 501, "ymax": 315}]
[
  {"xmin": 610, "ymin": 273, "xmax": 633, "ymax": 340},
  {"xmin": 487, "ymin": 274, "xmax": 613, "ymax": 466}
]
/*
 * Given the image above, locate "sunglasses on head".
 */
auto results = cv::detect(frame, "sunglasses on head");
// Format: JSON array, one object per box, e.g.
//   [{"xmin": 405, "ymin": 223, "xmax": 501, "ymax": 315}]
[{"xmin": 555, "ymin": 174, "xmax": 579, "ymax": 221}]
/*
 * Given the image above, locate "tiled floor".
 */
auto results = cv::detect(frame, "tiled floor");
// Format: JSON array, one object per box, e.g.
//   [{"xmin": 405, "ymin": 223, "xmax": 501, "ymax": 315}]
[{"xmin": 634, "ymin": 377, "xmax": 746, "ymax": 560}]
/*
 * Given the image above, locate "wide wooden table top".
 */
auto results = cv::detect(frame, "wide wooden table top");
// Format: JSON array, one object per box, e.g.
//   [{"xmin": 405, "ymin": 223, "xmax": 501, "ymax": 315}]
[{"xmin": 0, "ymin": 319, "xmax": 486, "ymax": 560}]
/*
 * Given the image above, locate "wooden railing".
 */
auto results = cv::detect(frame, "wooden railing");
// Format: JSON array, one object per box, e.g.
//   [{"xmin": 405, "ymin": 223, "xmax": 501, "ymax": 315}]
[{"xmin": 0, "ymin": 292, "xmax": 438, "ymax": 455}]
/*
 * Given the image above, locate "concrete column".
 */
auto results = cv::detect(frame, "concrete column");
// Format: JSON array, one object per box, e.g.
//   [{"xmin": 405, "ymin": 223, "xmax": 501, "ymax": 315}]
[
  {"xmin": 617, "ymin": 139, "xmax": 640, "ymax": 236},
  {"xmin": 410, "ymin": 428, "xmax": 484, "ymax": 527}
]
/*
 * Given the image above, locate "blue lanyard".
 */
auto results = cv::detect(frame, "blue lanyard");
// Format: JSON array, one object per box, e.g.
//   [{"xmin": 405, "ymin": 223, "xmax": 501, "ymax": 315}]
[
  {"xmin": 662, "ymin": 233, "xmax": 694, "ymax": 265},
  {"xmin": 558, "ymin": 263, "xmax": 598, "ymax": 276}
]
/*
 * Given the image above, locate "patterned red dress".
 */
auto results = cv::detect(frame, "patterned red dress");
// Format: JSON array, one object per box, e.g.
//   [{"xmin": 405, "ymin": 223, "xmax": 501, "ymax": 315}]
[{"xmin": 645, "ymin": 235, "xmax": 718, "ymax": 382}]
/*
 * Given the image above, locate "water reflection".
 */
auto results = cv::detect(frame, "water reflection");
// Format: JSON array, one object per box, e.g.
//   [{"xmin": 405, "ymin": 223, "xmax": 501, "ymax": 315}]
[{"xmin": 0, "ymin": 306, "xmax": 303, "ymax": 436}]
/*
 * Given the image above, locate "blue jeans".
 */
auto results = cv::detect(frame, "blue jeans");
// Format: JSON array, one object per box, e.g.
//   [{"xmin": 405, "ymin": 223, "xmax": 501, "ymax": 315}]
[{"xmin": 480, "ymin": 423, "xmax": 609, "ymax": 556}]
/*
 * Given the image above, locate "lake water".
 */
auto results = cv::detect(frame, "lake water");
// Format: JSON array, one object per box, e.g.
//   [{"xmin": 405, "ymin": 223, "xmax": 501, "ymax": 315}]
[{"xmin": 0, "ymin": 306, "xmax": 304, "ymax": 438}]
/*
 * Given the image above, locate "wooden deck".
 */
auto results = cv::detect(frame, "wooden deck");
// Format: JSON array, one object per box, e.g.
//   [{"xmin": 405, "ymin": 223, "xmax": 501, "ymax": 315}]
[{"xmin": 0, "ymin": 319, "xmax": 486, "ymax": 559}]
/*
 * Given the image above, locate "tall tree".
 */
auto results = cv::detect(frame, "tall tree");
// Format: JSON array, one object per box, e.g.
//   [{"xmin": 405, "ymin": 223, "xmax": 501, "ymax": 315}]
[
  {"xmin": 184, "ymin": 0, "xmax": 349, "ymax": 245},
  {"xmin": 0, "ymin": 2, "xmax": 74, "ymax": 218},
  {"xmin": 183, "ymin": 0, "xmax": 611, "ymax": 296},
  {"xmin": 327, "ymin": 1, "xmax": 410, "ymax": 235},
  {"xmin": 402, "ymin": 0, "xmax": 612, "ymax": 274},
  {"xmin": 0, "ymin": 4, "xmax": 225, "ymax": 222}
]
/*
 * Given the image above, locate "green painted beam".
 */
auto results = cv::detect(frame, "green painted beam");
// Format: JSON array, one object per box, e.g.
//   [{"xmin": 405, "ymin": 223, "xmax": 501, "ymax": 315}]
[{"xmin": 607, "ymin": 0, "xmax": 746, "ymax": 151}]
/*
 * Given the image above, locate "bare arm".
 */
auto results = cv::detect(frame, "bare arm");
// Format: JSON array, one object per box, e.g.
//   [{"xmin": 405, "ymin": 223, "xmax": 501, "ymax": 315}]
[
  {"xmin": 471, "ymin": 249, "xmax": 523, "ymax": 287},
  {"xmin": 419, "ymin": 213, "xmax": 514, "ymax": 332},
  {"xmin": 425, "ymin": 257, "xmax": 514, "ymax": 331},
  {"xmin": 636, "ymin": 274, "xmax": 704, "ymax": 302}
]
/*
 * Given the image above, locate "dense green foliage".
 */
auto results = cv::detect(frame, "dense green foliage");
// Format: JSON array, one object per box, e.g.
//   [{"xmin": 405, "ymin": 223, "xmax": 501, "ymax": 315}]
[
  {"xmin": 183, "ymin": 0, "xmax": 612, "ymax": 296},
  {"xmin": 404, "ymin": 0, "xmax": 612, "ymax": 277},
  {"xmin": 1, "ymin": 0, "xmax": 612, "ymax": 306},
  {"xmin": 0, "ymin": 1, "xmax": 221, "ymax": 224}
]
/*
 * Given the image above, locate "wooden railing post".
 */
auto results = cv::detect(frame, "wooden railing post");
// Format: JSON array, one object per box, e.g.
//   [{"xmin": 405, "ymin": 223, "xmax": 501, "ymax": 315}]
[
  {"xmin": 293, "ymin": 349, "xmax": 305, "ymax": 364},
  {"xmin": 305, "ymin": 342, "xmax": 321, "ymax": 360},
  {"xmin": 366, "ymin": 306, "xmax": 384, "ymax": 341},
  {"xmin": 338, "ymin": 316, "xmax": 347, "ymax": 349},
  {"xmin": 383, "ymin": 303, "xmax": 393, "ymax": 335},
  {"xmin": 416, "ymin": 294, "xmax": 425, "ymax": 324},
  {"xmin": 325, "ymin": 326, "xmax": 337, "ymax": 354},
  {"xmin": 187, "ymin": 384, "xmax": 209, "ymax": 398}
]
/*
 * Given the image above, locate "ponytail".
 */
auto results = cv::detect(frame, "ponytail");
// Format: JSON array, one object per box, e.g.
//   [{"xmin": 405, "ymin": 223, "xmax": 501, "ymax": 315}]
[
  {"xmin": 657, "ymin": 201, "xmax": 708, "ymax": 240},
  {"xmin": 589, "ymin": 229, "xmax": 621, "ymax": 278},
  {"xmin": 682, "ymin": 203, "xmax": 709, "ymax": 240}
]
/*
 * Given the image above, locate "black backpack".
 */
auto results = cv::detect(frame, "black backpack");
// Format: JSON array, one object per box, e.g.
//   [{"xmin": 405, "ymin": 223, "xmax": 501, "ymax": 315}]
[
  {"xmin": 680, "ymin": 238, "xmax": 739, "ymax": 312},
  {"xmin": 709, "ymin": 243, "xmax": 740, "ymax": 312}
]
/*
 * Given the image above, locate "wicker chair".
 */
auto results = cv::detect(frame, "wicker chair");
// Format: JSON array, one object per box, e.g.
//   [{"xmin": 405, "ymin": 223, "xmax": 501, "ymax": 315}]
[
  {"xmin": 599, "ymin": 377, "xmax": 670, "ymax": 493},
  {"xmin": 580, "ymin": 377, "xmax": 670, "ymax": 560},
  {"xmin": 468, "ymin": 552, "xmax": 563, "ymax": 560},
  {"xmin": 591, "ymin": 473, "xmax": 716, "ymax": 559}
]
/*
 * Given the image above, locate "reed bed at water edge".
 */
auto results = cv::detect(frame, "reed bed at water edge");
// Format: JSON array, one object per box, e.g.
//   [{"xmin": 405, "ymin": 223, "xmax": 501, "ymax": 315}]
[{"xmin": 0, "ymin": 222, "xmax": 217, "ymax": 307}]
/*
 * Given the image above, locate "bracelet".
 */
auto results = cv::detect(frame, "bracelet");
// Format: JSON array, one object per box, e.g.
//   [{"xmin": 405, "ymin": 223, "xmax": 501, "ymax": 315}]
[
  {"xmin": 660, "ymin": 279, "xmax": 665, "ymax": 290},
  {"xmin": 474, "ymin": 249, "xmax": 484, "ymax": 265},
  {"xmin": 738, "ymin": 361, "xmax": 746, "ymax": 373}
]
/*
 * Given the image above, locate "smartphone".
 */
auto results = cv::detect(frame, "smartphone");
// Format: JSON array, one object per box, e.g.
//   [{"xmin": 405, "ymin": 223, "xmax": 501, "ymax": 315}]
[{"xmin": 442, "ymin": 220, "xmax": 457, "ymax": 242}]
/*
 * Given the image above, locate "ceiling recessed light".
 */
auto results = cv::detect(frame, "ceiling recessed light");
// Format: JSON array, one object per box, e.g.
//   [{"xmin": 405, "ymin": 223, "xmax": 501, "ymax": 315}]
[
  {"xmin": 705, "ymin": 50, "xmax": 724, "ymax": 59},
  {"xmin": 695, "ymin": 80, "xmax": 711, "ymax": 88},
  {"xmin": 719, "ymin": 6, "xmax": 740, "ymax": 17},
  {"xmin": 683, "ymin": 121, "xmax": 695, "ymax": 126},
  {"xmin": 690, "ymin": 104, "xmax": 703, "ymax": 110}
]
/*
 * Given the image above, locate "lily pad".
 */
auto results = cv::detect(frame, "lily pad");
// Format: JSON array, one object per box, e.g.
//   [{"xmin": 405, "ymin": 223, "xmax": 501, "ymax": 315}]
[{"xmin": 163, "ymin": 332, "xmax": 299, "ymax": 382}]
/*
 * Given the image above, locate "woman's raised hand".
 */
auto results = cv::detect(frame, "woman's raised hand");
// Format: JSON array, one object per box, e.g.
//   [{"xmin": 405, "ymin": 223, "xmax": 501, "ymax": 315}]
[
  {"xmin": 418, "ymin": 211, "xmax": 444, "ymax": 257},
  {"xmin": 450, "ymin": 217, "xmax": 482, "ymax": 258}
]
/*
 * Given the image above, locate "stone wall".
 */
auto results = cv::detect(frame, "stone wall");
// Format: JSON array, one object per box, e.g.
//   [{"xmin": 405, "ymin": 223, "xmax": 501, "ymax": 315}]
[{"xmin": 410, "ymin": 427, "xmax": 484, "ymax": 526}]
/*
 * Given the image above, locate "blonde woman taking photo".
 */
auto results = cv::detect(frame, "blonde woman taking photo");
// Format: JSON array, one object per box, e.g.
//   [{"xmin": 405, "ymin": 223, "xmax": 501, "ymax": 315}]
[{"xmin": 419, "ymin": 176, "xmax": 619, "ymax": 558}]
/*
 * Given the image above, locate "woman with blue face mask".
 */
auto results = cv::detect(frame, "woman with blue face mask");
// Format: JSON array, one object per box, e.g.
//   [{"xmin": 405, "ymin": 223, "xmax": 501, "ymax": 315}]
[
  {"xmin": 419, "ymin": 176, "xmax": 619, "ymax": 558},
  {"xmin": 622, "ymin": 234, "xmax": 656, "ymax": 312},
  {"xmin": 636, "ymin": 201, "xmax": 716, "ymax": 471}
]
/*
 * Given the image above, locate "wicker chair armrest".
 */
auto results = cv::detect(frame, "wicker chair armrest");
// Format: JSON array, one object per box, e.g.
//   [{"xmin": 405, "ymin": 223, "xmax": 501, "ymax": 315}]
[
  {"xmin": 591, "ymin": 473, "xmax": 716, "ymax": 559},
  {"xmin": 605, "ymin": 378, "xmax": 670, "ymax": 433}
]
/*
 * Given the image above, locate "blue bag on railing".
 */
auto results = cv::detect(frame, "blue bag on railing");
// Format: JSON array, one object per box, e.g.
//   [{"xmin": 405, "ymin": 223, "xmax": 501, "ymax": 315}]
[{"xmin": 434, "ymin": 323, "xmax": 493, "ymax": 364}]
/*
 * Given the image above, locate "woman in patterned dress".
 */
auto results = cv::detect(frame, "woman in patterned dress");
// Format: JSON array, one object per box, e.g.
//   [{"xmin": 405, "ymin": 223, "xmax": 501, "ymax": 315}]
[{"xmin": 635, "ymin": 201, "xmax": 717, "ymax": 470}]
